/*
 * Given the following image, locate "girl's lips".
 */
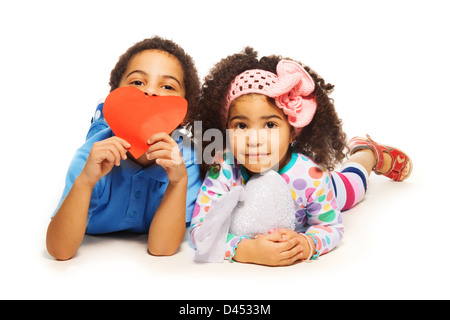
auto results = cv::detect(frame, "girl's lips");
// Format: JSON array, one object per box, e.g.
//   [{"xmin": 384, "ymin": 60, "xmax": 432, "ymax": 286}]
[{"xmin": 245, "ymin": 153, "xmax": 270, "ymax": 157}]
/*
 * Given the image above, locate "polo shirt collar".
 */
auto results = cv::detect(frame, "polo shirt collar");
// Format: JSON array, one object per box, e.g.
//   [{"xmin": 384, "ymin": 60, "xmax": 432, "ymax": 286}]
[
  {"xmin": 118, "ymin": 134, "xmax": 187, "ymax": 183},
  {"xmin": 111, "ymin": 129, "xmax": 190, "ymax": 183},
  {"xmin": 119, "ymin": 156, "xmax": 168, "ymax": 183},
  {"xmin": 143, "ymin": 162, "xmax": 168, "ymax": 182}
]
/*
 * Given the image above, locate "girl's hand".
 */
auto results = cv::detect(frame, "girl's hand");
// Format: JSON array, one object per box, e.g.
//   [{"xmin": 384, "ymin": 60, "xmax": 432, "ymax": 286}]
[
  {"xmin": 234, "ymin": 231, "xmax": 303, "ymax": 266},
  {"xmin": 146, "ymin": 133, "xmax": 187, "ymax": 184},
  {"xmin": 270, "ymin": 228, "xmax": 316, "ymax": 261},
  {"xmin": 80, "ymin": 136, "xmax": 130, "ymax": 187}
]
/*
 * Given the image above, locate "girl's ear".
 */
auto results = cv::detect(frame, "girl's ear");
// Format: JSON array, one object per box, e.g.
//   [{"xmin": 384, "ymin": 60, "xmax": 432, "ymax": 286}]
[{"xmin": 289, "ymin": 127, "xmax": 297, "ymax": 145}]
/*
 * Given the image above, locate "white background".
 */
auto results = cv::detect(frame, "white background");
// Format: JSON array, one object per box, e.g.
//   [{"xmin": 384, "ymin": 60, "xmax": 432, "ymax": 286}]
[{"xmin": 1, "ymin": 0, "xmax": 449, "ymax": 300}]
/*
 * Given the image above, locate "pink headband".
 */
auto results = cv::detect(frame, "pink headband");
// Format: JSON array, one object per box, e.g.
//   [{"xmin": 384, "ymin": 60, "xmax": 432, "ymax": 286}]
[{"xmin": 225, "ymin": 60, "xmax": 317, "ymax": 131}]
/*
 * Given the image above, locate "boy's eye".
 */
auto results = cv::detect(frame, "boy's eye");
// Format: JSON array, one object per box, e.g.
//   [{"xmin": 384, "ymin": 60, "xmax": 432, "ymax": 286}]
[
  {"xmin": 265, "ymin": 122, "xmax": 277, "ymax": 129},
  {"xmin": 162, "ymin": 85, "xmax": 175, "ymax": 91},
  {"xmin": 131, "ymin": 80, "xmax": 144, "ymax": 86}
]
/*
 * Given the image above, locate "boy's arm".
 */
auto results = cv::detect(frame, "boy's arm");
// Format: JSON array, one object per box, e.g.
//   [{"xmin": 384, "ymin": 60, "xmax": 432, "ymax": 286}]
[
  {"xmin": 146, "ymin": 132, "xmax": 188, "ymax": 256},
  {"xmin": 46, "ymin": 175, "xmax": 94, "ymax": 260},
  {"xmin": 46, "ymin": 136, "xmax": 130, "ymax": 260},
  {"xmin": 147, "ymin": 176, "xmax": 188, "ymax": 256}
]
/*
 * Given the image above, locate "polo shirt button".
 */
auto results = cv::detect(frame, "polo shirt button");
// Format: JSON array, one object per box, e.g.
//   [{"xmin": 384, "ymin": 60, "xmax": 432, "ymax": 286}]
[
  {"xmin": 130, "ymin": 210, "xmax": 137, "ymax": 217},
  {"xmin": 135, "ymin": 191, "xmax": 142, "ymax": 199}
]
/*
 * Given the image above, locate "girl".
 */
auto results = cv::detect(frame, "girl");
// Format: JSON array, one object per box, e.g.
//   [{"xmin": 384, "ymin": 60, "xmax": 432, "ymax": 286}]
[
  {"xmin": 189, "ymin": 47, "xmax": 412, "ymax": 266},
  {"xmin": 47, "ymin": 36, "xmax": 202, "ymax": 260}
]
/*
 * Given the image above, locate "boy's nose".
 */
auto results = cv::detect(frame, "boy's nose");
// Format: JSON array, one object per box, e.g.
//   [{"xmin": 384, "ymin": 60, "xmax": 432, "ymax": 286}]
[{"xmin": 143, "ymin": 86, "xmax": 159, "ymax": 96}]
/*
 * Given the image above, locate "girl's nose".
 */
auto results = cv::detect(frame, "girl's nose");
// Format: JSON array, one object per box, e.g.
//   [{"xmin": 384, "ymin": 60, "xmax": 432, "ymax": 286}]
[{"xmin": 247, "ymin": 129, "xmax": 266, "ymax": 146}]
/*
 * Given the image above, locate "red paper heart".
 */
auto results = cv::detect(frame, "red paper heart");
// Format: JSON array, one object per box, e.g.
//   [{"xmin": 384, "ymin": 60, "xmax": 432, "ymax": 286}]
[{"xmin": 103, "ymin": 86, "xmax": 188, "ymax": 158}]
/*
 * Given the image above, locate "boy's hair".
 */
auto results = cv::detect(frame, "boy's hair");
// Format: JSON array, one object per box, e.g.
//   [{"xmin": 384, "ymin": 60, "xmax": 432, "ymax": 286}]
[
  {"xmin": 109, "ymin": 36, "xmax": 200, "ymax": 122},
  {"xmin": 193, "ymin": 47, "xmax": 346, "ymax": 177}
]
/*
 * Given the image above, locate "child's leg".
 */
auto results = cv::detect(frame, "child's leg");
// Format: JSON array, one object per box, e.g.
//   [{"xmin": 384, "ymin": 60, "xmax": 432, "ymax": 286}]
[
  {"xmin": 332, "ymin": 135, "xmax": 413, "ymax": 212},
  {"xmin": 345, "ymin": 149, "xmax": 376, "ymax": 179},
  {"xmin": 332, "ymin": 162, "xmax": 368, "ymax": 211}
]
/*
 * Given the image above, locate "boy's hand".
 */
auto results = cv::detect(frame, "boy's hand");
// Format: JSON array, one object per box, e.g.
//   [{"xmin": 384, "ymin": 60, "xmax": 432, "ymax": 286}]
[
  {"xmin": 146, "ymin": 132, "xmax": 187, "ymax": 184},
  {"xmin": 80, "ymin": 136, "xmax": 130, "ymax": 187}
]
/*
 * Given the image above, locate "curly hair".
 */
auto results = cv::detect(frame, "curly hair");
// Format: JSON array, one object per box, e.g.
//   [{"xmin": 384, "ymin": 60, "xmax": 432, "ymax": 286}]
[
  {"xmin": 191, "ymin": 47, "xmax": 347, "ymax": 177},
  {"xmin": 109, "ymin": 36, "xmax": 200, "ymax": 122}
]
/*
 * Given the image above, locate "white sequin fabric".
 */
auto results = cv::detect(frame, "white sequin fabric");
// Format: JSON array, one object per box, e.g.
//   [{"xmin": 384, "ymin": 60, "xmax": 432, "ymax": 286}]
[{"xmin": 229, "ymin": 170, "xmax": 296, "ymax": 238}]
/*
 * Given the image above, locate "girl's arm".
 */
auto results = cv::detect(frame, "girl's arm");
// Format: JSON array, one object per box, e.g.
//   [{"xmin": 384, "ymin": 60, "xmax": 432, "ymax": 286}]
[
  {"xmin": 146, "ymin": 133, "xmax": 188, "ymax": 256},
  {"xmin": 296, "ymin": 169, "xmax": 344, "ymax": 257},
  {"xmin": 46, "ymin": 137, "xmax": 130, "ymax": 260},
  {"xmin": 189, "ymin": 156, "xmax": 239, "ymax": 260}
]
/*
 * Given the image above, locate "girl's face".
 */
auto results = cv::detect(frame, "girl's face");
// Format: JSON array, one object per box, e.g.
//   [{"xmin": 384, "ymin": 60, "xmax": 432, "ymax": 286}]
[
  {"xmin": 119, "ymin": 49, "xmax": 186, "ymax": 98},
  {"xmin": 227, "ymin": 94, "xmax": 295, "ymax": 173}
]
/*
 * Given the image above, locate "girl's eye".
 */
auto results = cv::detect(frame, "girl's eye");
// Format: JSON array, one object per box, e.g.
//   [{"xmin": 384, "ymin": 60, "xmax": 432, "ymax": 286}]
[
  {"xmin": 265, "ymin": 122, "xmax": 277, "ymax": 129},
  {"xmin": 234, "ymin": 123, "xmax": 247, "ymax": 130}
]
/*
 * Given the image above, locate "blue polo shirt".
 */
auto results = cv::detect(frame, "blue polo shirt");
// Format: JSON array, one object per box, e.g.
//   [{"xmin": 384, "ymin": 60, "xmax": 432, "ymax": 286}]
[{"xmin": 53, "ymin": 126, "xmax": 202, "ymax": 234}]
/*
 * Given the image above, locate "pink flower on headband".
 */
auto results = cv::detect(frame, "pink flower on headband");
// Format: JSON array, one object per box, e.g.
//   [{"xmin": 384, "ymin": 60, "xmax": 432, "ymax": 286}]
[
  {"xmin": 226, "ymin": 60, "xmax": 317, "ymax": 129},
  {"xmin": 277, "ymin": 86, "xmax": 305, "ymax": 117},
  {"xmin": 272, "ymin": 60, "xmax": 316, "ymax": 129}
]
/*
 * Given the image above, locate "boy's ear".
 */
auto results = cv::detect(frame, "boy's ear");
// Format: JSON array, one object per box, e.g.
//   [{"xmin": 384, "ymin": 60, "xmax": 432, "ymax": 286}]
[{"xmin": 180, "ymin": 115, "xmax": 189, "ymax": 126}]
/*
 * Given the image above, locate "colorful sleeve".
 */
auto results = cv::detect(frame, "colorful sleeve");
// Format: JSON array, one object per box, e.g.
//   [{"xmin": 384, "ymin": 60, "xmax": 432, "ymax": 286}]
[
  {"xmin": 292, "ymin": 163, "xmax": 344, "ymax": 257},
  {"xmin": 182, "ymin": 145, "xmax": 203, "ymax": 224},
  {"xmin": 189, "ymin": 154, "xmax": 246, "ymax": 261}
]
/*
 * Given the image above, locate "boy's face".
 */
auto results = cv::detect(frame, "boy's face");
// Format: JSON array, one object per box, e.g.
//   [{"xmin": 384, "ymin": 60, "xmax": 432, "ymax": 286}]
[
  {"xmin": 117, "ymin": 49, "xmax": 186, "ymax": 165},
  {"xmin": 227, "ymin": 94, "xmax": 295, "ymax": 173},
  {"xmin": 119, "ymin": 49, "xmax": 186, "ymax": 98}
]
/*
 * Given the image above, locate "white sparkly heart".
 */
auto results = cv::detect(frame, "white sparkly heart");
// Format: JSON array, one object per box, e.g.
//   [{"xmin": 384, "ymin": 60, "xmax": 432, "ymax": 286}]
[{"xmin": 229, "ymin": 170, "xmax": 296, "ymax": 238}]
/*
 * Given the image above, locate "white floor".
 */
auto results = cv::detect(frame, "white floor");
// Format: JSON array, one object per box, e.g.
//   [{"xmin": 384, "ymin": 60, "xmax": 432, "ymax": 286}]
[
  {"xmin": 3, "ymin": 156, "xmax": 449, "ymax": 300},
  {"xmin": 1, "ymin": 0, "xmax": 449, "ymax": 300}
]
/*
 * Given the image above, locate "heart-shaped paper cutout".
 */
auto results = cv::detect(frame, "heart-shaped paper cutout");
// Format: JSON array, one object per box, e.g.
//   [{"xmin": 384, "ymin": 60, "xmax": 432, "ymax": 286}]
[{"xmin": 103, "ymin": 87, "xmax": 188, "ymax": 158}]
